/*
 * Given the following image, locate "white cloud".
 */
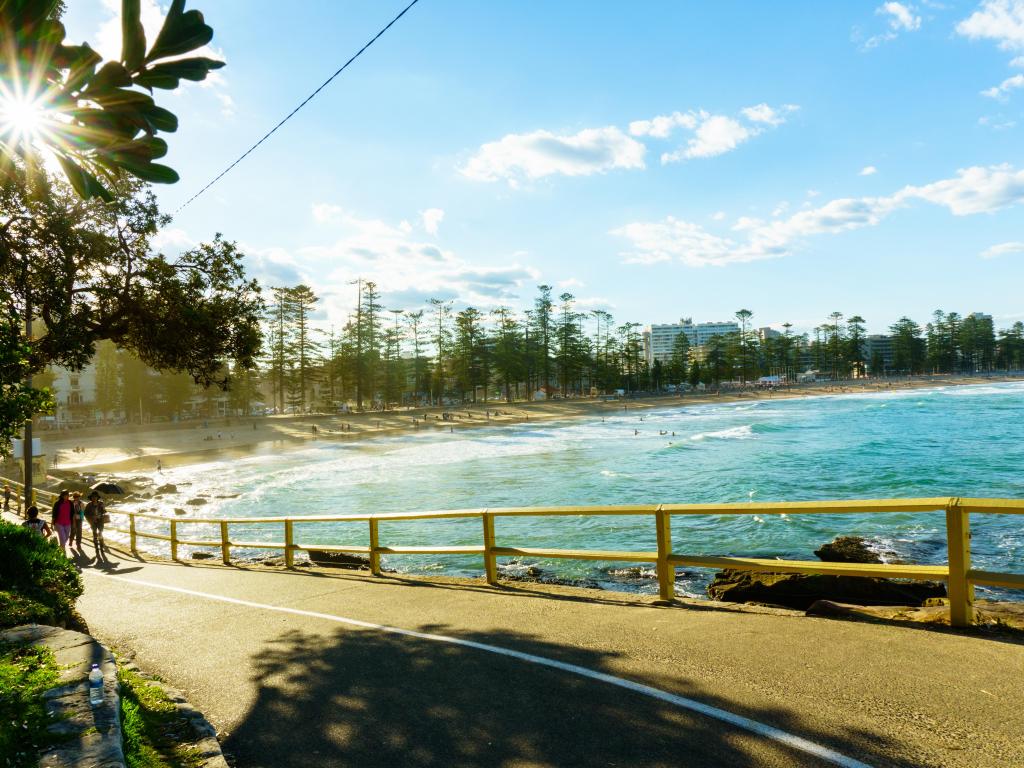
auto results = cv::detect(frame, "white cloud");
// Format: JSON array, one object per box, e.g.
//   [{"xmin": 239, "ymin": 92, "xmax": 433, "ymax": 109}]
[
  {"xmin": 465, "ymin": 103, "xmax": 796, "ymax": 182},
  {"xmin": 628, "ymin": 112, "xmax": 698, "ymax": 138},
  {"xmin": 663, "ymin": 115, "xmax": 752, "ymax": 162},
  {"xmin": 982, "ymin": 72, "xmax": 1024, "ymax": 97},
  {"xmin": 979, "ymin": 114, "xmax": 1018, "ymax": 128},
  {"xmin": 615, "ymin": 164, "xmax": 1024, "ymax": 267},
  {"xmin": 420, "ymin": 208, "xmax": 445, "ymax": 235},
  {"xmin": 460, "ymin": 126, "xmax": 645, "ymax": 183},
  {"xmin": 1013, "ymin": 55, "xmax": 1024, "ymax": 65},
  {"xmin": 278, "ymin": 203, "xmax": 544, "ymax": 317},
  {"xmin": 711, "ymin": 211, "xmax": 727, "ymax": 221},
  {"xmin": 981, "ymin": 241, "xmax": 1024, "ymax": 257},
  {"xmin": 860, "ymin": 165, "xmax": 879, "ymax": 176},
  {"xmin": 557, "ymin": 277, "xmax": 586, "ymax": 289},
  {"xmin": 860, "ymin": 2, "xmax": 922, "ymax": 48},
  {"xmin": 956, "ymin": 0, "xmax": 1024, "ymax": 50},
  {"xmin": 881, "ymin": 2, "xmax": 922, "ymax": 31}
]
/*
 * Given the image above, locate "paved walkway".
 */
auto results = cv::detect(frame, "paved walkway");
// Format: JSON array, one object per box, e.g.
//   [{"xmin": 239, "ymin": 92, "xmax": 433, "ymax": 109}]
[{"xmin": 72, "ymin": 549, "xmax": 1023, "ymax": 768}]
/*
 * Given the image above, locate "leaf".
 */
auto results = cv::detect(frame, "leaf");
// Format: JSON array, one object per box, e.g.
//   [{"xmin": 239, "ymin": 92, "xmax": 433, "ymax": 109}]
[
  {"xmin": 140, "ymin": 105, "xmax": 178, "ymax": 133},
  {"xmin": 54, "ymin": 155, "xmax": 113, "ymax": 202},
  {"xmin": 110, "ymin": 157, "xmax": 179, "ymax": 184},
  {"xmin": 85, "ymin": 61, "xmax": 133, "ymax": 93},
  {"xmin": 121, "ymin": 0, "xmax": 146, "ymax": 71},
  {"xmin": 146, "ymin": 1, "xmax": 216, "ymax": 63}
]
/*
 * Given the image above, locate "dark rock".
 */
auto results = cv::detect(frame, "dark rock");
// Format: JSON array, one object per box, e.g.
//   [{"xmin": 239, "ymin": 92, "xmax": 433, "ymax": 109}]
[
  {"xmin": 173, "ymin": 508, "xmax": 187, "ymax": 516},
  {"xmin": 186, "ymin": 497, "xmax": 207, "ymax": 506},
  {"xmin": 155, "ymin": 483, "xmax": 178, "ymax": 494},
  {"xmin": 814, "ymin": 536, "xmax": 880, "ymax": 564},
  {"xmin": 707, "ymin": 568, "xmax": 946, "ymax": 611},
  {"xmin": 190, "ymin": 552, "xmax": 215, "ymax": 560},
  {"xmin": 497, "ymin": 559, "xmax": 602, "ymax": 590},
  {"xmin": 307, "ymin": 550, "xmax": 370, "ymax": 569}
]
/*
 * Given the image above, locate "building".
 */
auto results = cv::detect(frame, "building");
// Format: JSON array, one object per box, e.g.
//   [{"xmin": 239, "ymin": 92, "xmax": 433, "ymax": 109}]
[
  {"xmin": 643, "ymin": 318, "xmax": 740, "ymax": 366},
  {"xmin": 757, "ymin": 327, "xmax": 782, "ymax": 342},
  {"xmin": 48, "ymin": 362, "xmax": 98, "ymax": 427},
  {"xmin": 864, "ymin": 335, "xmax": 894, "ymax": 374}
]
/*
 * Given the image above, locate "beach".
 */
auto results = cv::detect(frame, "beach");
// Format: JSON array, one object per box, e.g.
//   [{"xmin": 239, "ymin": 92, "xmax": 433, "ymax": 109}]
[{"xmin": 38, "ymin": 373, "xmax": 1021, "ymax": 476}]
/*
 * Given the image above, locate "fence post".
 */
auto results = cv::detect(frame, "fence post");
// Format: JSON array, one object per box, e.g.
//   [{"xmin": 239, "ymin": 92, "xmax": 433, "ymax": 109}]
[
  {"xmin": 129, "ymin": 513, "xmax": 137, "ymax": 554},
  {"xmin": 482, "ymin": 509, "xmax": 498, "ymax": 585},
  {"xmin": 945, "ymin": 497, "xmax": 974, "ymax": 627},
  {"xmin": 170, "ymin": 519, "xmax": 178, "ymax": 562},
  {"xmin": 655, "ymin": 504, "xmax": 674, "ymax": 602},
  {"xmin": 369, "ymin": 518, "xmax": 381, "ymax": 576},
  {"xmin": 284, "ymin": 519, "xmax": 294, "ymax": 568},
  {"xmin": 220, "ymin": 521, "xmax": 230, "ymax": 565}
]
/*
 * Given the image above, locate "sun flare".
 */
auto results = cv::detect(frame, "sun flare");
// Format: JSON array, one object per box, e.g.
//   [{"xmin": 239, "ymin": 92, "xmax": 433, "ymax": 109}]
[{"xmin": 0, "ymin": 93, "xmax": 45, "ymax": 143}]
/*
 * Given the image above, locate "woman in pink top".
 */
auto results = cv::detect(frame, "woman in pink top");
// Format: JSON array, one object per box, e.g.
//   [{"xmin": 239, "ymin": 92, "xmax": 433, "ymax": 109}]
[{"xmin": 50, "ymin": 490, "xmax": 74, "ymax": 554}]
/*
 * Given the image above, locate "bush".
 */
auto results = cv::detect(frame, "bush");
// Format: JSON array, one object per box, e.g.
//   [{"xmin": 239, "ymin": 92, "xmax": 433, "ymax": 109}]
[
  {"xmin": 0, "ymin": 643, "xmax": 61, "ymax": 768},
  {"xmin": 0, "ymin": 521, "xmax": 82, "ymax": 629}
]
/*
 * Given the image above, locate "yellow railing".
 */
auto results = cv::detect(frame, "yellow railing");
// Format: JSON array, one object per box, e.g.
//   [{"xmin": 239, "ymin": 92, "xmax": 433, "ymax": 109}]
[{"xmin": 98, "ymin": 496, "xmax": 1024, "ymax": 627}]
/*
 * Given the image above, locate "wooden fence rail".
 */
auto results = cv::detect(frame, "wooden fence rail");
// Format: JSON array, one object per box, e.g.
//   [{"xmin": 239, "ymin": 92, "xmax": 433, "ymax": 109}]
[{"xmin": 93, "ymin": 496, "xmax": 1024, "ymax": 628}]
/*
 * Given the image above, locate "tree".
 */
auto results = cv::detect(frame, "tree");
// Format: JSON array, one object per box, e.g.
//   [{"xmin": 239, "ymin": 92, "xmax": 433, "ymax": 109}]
[
  {"xmin": 890, "ymin": 317, "xmax": 925, "ymax": 374},
  {"xmin": 289, "ymin": 285, "xmax": 320, "ymax": 411},
  {"xmin": 264, "ymin": 287, "xmax": 293, "ymax": 413},
  {"xmin": 0, "ymin": 0, "xmax": 225, "ymax": 199},
  {"xmin": 491, "ymin": 307, "xmax": 522, "ymax": 403},
  {"xmin": 846, "ymin": 315, "xmax": 866, "ymax": 378},
  {"xmin": 405, "ymin": 310, "xmax": 428, "ymax": 403},
  {"xmin": 428, "ymin": 298, "xmax": 452, "ymax": 404},
  {"xmin": 667, "ymin": 331, "xmax": 689, "ymax": 384},
  {"xmin": 93, "ymin": 340, "xmax": 120, "ymax": 416},
  {"xmin": 532, "ymin": 285, "xmax": 554, "ymax": 395},
  {"xmin": 734, "ymin": 309, "xmax": 753, "ymax": 382}
]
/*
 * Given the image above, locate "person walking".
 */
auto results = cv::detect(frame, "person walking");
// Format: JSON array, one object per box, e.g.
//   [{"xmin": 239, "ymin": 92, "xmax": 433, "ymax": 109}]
[
  {"xmin": 3, "ymin": 484, "xmax": 11, "ymax": 512},
  {"xmin": 21, "ymin": 506, "xmax": 50, "ymax": 538},
  {"xmin": 71, "ymin": 492, "xmax": 85, "ymax": 551},
  {"xmin": 50, "ymin": 490, "xmax": 74, "ymax": 555},
  {"xmin": 84, "ymin": 491, "xmax": 107, "ymax": 558}
]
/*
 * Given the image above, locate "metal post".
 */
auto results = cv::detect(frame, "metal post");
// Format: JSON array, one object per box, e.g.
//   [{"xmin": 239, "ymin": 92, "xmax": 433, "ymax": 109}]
[
  {"xmin": 655, "ymin": 505, "xmax": 674, "ymax": 602},
  {"xmin": 482, "ymin": 510, "xmax": 498, "ymax": 585},
  {"xmin": 945, "ymin": 498, "xmax": 974, "ymax": 627},
  {"xmin": 369, "ymin": 518, "xmax": 381, "ymax": 576},
  {"xmin": 284, "ymin": 519, "xmax": 294, "ymax": 568}
]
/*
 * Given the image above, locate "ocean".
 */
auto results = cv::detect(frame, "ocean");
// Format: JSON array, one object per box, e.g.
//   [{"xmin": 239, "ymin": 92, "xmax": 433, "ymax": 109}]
[{"xmin": 123, "ymin": 381, "xmax": 1024, "ymax": 600}]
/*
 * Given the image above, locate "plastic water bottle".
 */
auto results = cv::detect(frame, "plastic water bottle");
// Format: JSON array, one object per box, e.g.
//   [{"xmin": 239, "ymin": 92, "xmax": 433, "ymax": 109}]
[{"xmin": 88, "ymin": 664, "xmax": 103, "ymax": 706}]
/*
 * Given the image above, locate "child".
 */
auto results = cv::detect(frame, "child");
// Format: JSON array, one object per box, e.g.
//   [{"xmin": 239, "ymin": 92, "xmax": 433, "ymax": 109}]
[{"xmin": 22, "ymin": 506, "xmax": 51, "ymax": 538}]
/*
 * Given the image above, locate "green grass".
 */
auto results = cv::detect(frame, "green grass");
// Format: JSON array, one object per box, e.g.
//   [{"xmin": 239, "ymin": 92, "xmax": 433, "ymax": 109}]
[
  {"xmin": 119, "ymin": 668, "xmax": 203, "ymax": 768},
  {"xmin": 0, "ymin": 642, "xmax": 61, "ymax": 768}
]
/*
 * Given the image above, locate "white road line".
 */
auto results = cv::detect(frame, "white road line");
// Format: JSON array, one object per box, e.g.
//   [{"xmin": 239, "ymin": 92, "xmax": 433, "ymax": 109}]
[{"xmin": 102, "ymin": 574, "xmax": 872, "ymax": 768}]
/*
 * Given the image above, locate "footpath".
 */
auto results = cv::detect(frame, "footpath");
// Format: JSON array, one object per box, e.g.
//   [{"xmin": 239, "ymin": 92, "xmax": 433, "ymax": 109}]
[{"xmin": 73, "ymin": 551, "xmax": 1024, "ymax": 768}]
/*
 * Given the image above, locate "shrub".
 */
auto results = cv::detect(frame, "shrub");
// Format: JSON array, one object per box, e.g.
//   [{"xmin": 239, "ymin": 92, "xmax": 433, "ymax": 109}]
[
  {"xmin": 0, "ymin": 521, "xmax": 82, "ymax": 629},
  {"xmin": 0, "ymin": 643, "xmax": 61, "ymax": 767}
]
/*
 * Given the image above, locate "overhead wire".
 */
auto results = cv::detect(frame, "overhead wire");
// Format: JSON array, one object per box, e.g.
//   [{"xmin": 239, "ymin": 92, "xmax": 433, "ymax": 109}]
[{"xmin": 174, "ymin": 0, "xmax": 422, "ymax": 214}]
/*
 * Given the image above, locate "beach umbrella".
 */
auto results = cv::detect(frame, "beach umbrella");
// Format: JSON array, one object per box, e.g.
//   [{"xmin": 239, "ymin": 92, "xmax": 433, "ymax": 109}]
[{"xmin": 90, "ymin": 481, "xmax": 124, "ymax": 495}]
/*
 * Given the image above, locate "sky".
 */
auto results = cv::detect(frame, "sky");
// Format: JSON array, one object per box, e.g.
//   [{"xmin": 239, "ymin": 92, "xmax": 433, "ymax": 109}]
[{"xmin": 61, "ymin": 0, "xmax": 1024, "ymax": 336}]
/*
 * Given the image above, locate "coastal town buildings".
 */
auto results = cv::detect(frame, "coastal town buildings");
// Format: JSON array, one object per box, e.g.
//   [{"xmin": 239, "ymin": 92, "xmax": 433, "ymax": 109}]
[{"xmin": 643, "ymin": 318, "xmax": 739, "ymax": 366}]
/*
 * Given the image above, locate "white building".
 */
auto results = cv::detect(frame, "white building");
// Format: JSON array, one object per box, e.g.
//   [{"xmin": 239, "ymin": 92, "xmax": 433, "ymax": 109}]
[
  {"xmin": 643, "ymin": 318, "xmax": 740, "ymax": 366},
  {"xmin": 48, "ymin": 362, "xmax": 98, "ymax": 426}
]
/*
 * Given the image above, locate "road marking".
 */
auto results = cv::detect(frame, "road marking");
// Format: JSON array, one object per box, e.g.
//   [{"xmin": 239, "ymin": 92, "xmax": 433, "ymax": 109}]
[{"xmin": 102, "ymin": 574, "xmax": 872, "ymax": 768}]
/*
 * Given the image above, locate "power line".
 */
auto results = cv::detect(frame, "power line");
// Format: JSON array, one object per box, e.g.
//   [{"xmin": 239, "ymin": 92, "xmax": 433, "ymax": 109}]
[{"xmin": 175, "ymin": 0, "xmax": 422, "ymax": 214}]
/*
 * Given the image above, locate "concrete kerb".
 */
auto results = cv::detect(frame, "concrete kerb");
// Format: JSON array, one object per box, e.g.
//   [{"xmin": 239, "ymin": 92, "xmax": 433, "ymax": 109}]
[
  {"xmin": 1, "ymin": 625, "xmax": 228, "ymax": 768},
  {"xmin": 2, "ymin": 624, "xmax": 124, "ymax": 768}
]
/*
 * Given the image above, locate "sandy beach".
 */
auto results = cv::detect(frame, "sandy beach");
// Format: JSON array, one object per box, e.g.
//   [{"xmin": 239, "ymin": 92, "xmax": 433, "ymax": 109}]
[{"xmin": 22, "ymin": 373, "xmax": 1016, "ymax": 479}]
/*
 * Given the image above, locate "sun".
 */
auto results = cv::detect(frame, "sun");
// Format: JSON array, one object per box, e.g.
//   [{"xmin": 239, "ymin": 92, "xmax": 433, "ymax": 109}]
[{"xmin": 0, "ymin": 92, "xmax": 47, "ymax": 147}]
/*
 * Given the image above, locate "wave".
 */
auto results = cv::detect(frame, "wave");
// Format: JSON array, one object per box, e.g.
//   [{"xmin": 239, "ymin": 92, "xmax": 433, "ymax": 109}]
[{"xmin": 690, "ymin": 425, "xmax": 754, "ymax": 441}]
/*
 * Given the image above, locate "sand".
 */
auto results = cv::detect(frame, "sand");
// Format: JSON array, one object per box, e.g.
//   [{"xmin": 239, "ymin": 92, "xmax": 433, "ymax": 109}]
[{"xmin": 37, "ymin": 373, "xmax": 1020, "ymax": 477}]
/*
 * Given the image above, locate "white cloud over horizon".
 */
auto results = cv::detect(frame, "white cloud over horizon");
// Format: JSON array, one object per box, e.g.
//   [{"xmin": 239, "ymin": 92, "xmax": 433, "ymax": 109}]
[
  {"xmin": 860, "ymin": 2, "xmax": 922, "ymax": 49},
  {"xmin": 614, "ymin": 164, "xmax": 1024, "ymax": 267}
]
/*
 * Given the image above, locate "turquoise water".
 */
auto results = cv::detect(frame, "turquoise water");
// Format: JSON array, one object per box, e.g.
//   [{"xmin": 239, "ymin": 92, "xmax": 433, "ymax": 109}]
[{"xmin": 128, "ymin": 381, "xmax": 1024, "ymax": 599}]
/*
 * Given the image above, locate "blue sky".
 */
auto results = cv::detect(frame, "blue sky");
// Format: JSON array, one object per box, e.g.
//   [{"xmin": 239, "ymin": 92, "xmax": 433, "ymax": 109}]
[{"xmin": 62, "ymin": 1, "xmax": 1024, "ymax": 335}]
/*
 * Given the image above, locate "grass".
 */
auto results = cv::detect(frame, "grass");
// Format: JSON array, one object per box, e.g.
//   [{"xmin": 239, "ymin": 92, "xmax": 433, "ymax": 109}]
[
  {"xmin": 118, "ymin": 667, "xmax": 203, "ymax": 768},
  {"xmin": 0, "ymin": 521, "xmax": 83, "ymax": 630},
  {"xmin": 0, "ymin": 642, "xmax": 61, "ymax": 768}
]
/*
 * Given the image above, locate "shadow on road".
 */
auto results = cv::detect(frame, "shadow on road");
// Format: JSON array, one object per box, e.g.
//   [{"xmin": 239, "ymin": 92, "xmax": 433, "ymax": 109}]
[{"xmin": 222, "ymin": 625, "xmax": 906, "ymax": 768}]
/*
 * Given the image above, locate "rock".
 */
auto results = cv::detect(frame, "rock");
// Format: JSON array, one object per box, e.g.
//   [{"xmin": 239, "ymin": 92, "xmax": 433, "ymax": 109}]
[
  {"xmin": 807, "ymin": 599, "xmax": 1024, "ymax": 633},
  {"xmin": 814, "ymin": 536, "xmax": 881, "ymax": 563},
  {"xmin": 156, "ymin": 483, "xmax": 178, "ymax": 494},
  {"xmin": 174, "ymin": 508, "xmax": 187, "ymax": 515},
  {"xmin": 191, "ymin": 552, "xmax": 215, "ymax": 560},
  {"xmin": 707, "ymin": 568, "xmax": 946, "ymax": 611},
  {"xmin": 307, "ymin": 550, "xmax": 370, "ymax": 569},
  {"xmin": 186, "ymin": 497, "xmax": 207, "ymax": 506}
]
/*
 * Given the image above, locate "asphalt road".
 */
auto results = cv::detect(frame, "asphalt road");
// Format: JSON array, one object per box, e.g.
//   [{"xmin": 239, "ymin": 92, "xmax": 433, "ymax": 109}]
[{"xmin": 73, "ymin": 551, "xmax": 1024, "ymax": 768}]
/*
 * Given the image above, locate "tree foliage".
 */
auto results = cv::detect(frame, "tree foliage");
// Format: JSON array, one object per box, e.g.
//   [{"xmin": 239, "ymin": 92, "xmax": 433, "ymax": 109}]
[{"xmin": 0, "ymin": 0, "xmax": 224, "ymax": 199}]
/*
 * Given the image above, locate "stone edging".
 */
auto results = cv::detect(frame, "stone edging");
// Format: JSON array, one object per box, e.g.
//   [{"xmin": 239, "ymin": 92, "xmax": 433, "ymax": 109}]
[{"xmin": 1, "ymin": 625, "xmax": 229, "ymax": 768}]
